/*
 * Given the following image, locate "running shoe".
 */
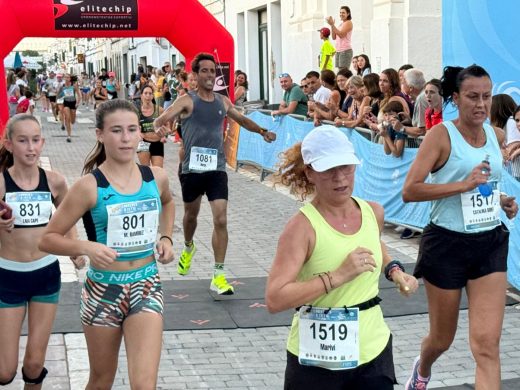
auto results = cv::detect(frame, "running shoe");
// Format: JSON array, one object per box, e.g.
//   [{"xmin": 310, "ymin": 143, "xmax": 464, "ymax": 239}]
[
  {"xmin": 400, "ymin": 228, "xmax": 420, "ymax": 239},
  {"xmin": 61, "ymin": 124, "xmax": 65, "ymax": 131},
  {"xmin": 405, "ymin": 356, "xmax": 430, "ymax": 390},
  {"xmin": 177, "ymin": 243, "xmax": 196, "ymax": 275},
  {"xmin": 66, "ymin": 136, "xmax": 71, "ymax": 143},
  {"xmin": 210, "ymin": 274, "xmax": 235, "ymax": 295}
]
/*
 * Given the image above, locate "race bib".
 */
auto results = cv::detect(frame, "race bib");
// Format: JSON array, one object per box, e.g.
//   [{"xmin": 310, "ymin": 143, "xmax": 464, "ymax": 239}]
[
  {"xmin": 137, "ymin": 141, "xmax": 151, "ymax": 153},
  {"xmin": 106, "ymin": 199, "xmax": 159, "ymax": 256},
  {"xmin": 189, "ymin": 146, "xmax": 218, "ymax": 172},
  {"xmin": 460, "ymin": 181, "xmax": 500, "ymax": 232},
  {"xmin": 64, "ymin": 89, "xmax": 74, "ymax": 97},
  {"xmin": 6, "ymin": 191, "xmax": 53, "ymax": 226},
  {"xmin": 298, "ymin": 306, "xmax": 359, "ymax": 370}
]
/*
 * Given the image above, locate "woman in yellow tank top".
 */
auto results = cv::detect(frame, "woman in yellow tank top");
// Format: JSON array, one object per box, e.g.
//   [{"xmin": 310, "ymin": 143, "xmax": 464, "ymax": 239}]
[{"xmin": 266, "ymin": 125, "xmax": 418, "ymax": 389}]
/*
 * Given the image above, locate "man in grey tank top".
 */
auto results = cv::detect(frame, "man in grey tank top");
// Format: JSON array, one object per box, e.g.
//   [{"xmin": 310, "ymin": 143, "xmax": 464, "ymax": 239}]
[{"xmin": 154, "ymin": 52, "xmax": 276, "ymax": 295}]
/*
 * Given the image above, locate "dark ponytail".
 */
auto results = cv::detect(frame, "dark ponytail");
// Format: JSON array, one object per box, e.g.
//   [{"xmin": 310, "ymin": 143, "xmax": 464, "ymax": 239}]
[{"xmin": 440, "ymin": 64, "xmax": 491, "ymax": 107}]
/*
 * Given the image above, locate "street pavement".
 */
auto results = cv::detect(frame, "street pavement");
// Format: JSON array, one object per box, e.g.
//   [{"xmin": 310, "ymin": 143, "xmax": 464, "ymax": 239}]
[{"xmin": 4, "ymin": 104, "xmax": 520, "ymax": 389}]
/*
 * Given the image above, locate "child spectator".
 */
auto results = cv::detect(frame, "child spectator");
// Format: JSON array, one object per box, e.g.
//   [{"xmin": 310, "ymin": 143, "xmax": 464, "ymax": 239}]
[
  {"xmin": 16, "ymin": 90, "xmax": 35, "ymax": 115},
  {"xmin": 379, "ymin": 100, "xmax": 408, "ymax": 157}
]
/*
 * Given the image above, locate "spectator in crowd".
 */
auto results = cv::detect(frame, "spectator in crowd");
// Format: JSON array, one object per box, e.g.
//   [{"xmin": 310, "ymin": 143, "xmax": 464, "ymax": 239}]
[
  {"xmin": 398, "ymin": 64, "xmax": 414, "ymax": 92},
  {"xmin": 300, "ymin": 78, "xmax": 313, "ymax": 100},
  {"xmin": 508, "ymin": 105, "xmax": 520, "ymax": 179},
  {"xmin": 335, "ymin": 68, "xmax": 352, "ymax": 109},
  {"xmin": 267, "ymin": 125, "xmax": 417, "ymax": 390},
  {"xmin": 424, "ymin": 79, "xmax": 443, "ymax": 130},
  {"xmin": 7, "ymin": 71, "xmax": 20, "ymax": 117},
  {"xmin": 351, "ymin": 55, "xmax": 359, "ymax": 74},
  {"xmin": 362, "ymin": 73, "xmax": 383, "ymax": 118},
  {"xmin": 234, "ymin": 71, "xmax": 248, "ymax": 106},
  {"xmin": 306, "ymin": 70, "xmax": 330, "ymax": 104},
  {"xmin": 379, "ymin": 101, "xmax": 408, "ymax": 157},
  {"xmin": 15, "ymin": 90, "xmax": 35, "ymax": 115},
  {"xmin": 364, "ymin": 69, "xmax": 411, "ymax": 132},
  {"xmin": 311, "ymin": 70, "xmax": 341, "ymax": 125},
  {"xmin": 490, "ymin": 94, "xmax": 518, "ymax": 173},
  {"xmin": 390, "ymin": 68, "xmax": 428, "ymax": 137},
  {"xmin": 334, "ymin": 75, "xmax": 371, "ymax": 128},
  {"xmin": 187, "ymin": 72, "xmax": 198, "ymax": 92},
  {"xmin": 154, "ymin": 69, "xmax": 166, "ymax": 108},
  {"xmin": 357, "ymin": 54, "xmax": 372, "ymax": 77},
  {"xmin": 318, "ymin": 28, "xmax": 335, "ymax": 71},
  {"xmin": 271, "ymin": 73, "xmax": 308, "ymax": 117},
  {"xmin": 326, "ymin": 6, "xmax": 353, "ymax": 70},
  {"xmin": 98, "ymin": 68, "xmax": 108, "ymax": 87}
]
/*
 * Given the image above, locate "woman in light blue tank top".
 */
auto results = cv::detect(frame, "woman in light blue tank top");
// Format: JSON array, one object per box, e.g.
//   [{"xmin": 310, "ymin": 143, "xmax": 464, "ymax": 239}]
[
  {"xmin": 40, "ymin": 100, "xmax": 175, "ymax": 390},
  {"xmin": 402, "ymin": 65, "xmax": 518, "ymax": 390}
]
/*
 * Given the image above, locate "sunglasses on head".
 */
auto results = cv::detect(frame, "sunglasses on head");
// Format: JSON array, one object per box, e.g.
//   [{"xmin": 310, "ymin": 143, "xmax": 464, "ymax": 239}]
[{"xmin": 278, "ymin": 73, "xmax": 290, "ymax": 78}]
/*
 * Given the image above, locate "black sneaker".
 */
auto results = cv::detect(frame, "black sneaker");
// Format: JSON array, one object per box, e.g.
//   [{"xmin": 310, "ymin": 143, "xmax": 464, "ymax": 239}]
[
  {"xmin": 61, "ymin": 125, "xmax": 65, "ymax": 131},
  {"xmin": 66, "ymin": 137, "xmax": 71, "ymax": 143},
  {"xmin": 400, "ymin": 228, "xmax": 420, "ymax": 239}
]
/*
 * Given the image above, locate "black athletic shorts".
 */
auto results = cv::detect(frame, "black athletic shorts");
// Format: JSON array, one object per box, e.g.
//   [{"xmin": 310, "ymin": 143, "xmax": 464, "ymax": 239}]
[
  {"xmin": 63, "ymin": 100, "xmax": 77, "ymax": 110},
  {"xmin": 0, "ymin": 260, "xmax": 61, "ymax": 306},
  {"xmin": 179, "ymin": 170, "xmax": 228, "ymax": 203},
  {"xmin": 284, "ymin": 335, "xmax": 396, "ymax": 390},
  {"xmin": 48, "ymin": 96, "xmax": 57, "ymax": 103},
  {"xmin": 149, "ymin": 141, "xmax": 164, "ymax": 157},
  {"xmin": 414, "ymin": 222, "xmax": 509, "ymax": 289}
]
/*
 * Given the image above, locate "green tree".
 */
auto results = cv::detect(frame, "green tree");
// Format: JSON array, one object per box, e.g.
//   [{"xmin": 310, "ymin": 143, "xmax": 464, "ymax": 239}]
[{"xmin": 22, "ymin": 50, "xmax": 40, "ymax": 57}]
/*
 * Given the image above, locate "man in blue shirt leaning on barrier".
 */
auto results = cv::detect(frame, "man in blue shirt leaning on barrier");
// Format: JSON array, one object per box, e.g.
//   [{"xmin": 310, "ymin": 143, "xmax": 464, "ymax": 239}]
[{"xmin": 154, "ymin": 52, "xmax": 276, "ymax": 295}]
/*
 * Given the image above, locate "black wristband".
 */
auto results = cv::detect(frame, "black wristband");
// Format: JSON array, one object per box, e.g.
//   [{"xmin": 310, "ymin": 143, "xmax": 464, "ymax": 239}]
[
  {"xmin": 384, "ymin": 260, "xmax": 405, "ymax": 281},
  {"xmin": 159, "ymin": 235, "xmax": 173, "ymax": 246}
]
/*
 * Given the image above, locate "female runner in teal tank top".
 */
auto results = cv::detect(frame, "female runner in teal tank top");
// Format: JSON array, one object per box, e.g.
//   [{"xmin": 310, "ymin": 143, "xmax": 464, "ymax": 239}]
[{"xmin": 39, "ymin": 100, "xmax": 175, "ymax": 390}]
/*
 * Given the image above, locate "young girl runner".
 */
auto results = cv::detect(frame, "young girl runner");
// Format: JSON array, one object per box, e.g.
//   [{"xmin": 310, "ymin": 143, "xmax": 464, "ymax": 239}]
[
  {"xmin": 0, "ymin": 114, "xmax": 84, "ymax": 389},
  {"xmin": 39, "ymin": 100, "xmax": 175, "ymax": 389}
]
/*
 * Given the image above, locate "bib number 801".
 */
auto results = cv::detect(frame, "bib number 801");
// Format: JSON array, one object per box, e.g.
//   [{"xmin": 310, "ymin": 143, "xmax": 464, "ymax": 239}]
[
  {"xmin": 309, "ymin": 323, "xmax": 348, "ymax": 341},
  {"xmin": 122, "ymin": 214, "xmax": 144, "ymax": 230}
]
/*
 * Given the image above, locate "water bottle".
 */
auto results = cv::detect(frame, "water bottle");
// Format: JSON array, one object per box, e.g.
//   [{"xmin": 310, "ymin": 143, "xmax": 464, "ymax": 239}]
[{"xmin": 478, "ymin": 154, "xmax": 492, "ymax": 197}]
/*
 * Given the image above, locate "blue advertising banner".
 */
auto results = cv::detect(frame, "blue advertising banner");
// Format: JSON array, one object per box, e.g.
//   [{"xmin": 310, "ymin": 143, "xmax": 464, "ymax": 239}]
[{"xmin": 443, "ymin": 0, "xmax": 520, "ymax": 101}]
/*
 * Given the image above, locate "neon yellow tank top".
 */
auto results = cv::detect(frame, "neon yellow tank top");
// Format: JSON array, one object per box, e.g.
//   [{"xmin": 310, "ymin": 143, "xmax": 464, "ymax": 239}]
[{"xmin": 286, "ymin": 197, "xmax": 390, "ymax": 365}]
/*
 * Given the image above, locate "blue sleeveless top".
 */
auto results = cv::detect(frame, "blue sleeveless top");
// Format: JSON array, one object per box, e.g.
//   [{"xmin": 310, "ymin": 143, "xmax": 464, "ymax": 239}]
[
  {"xmin": 430, "ymin": 121, "xmax": 502, "ymax": 233},
  {"xmin": 82, "ymin": 165, "xmax": 161, "ymax": 261}
]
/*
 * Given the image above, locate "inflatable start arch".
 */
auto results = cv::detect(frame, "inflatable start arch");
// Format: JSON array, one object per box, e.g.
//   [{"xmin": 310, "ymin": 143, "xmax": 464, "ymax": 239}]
[{"xmin": 0, "ymin": 0, "xmax": 235, "ymax": 132}]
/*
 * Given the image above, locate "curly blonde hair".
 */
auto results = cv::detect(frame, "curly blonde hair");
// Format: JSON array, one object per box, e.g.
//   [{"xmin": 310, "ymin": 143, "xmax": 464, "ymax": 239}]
[{"xmin": 275, "ymin": 142, "xmax": 315, "ymax": 201}]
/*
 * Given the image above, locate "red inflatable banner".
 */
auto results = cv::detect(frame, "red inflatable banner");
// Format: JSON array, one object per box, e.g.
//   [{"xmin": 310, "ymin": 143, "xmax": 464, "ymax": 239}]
[{"xmin": 0, "ymin": 0, "xmax": 235, "ymax": 133}]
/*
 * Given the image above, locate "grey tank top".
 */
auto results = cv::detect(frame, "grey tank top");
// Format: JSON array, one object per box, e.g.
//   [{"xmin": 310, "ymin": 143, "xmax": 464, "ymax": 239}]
[{"xmin": 181, "ymin": 92, "xmax": 227, "ymax": 174}]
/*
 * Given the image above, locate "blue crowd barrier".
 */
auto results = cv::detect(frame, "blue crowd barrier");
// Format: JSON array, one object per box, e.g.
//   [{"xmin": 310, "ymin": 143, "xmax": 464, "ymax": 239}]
[{"xmin": 237, "ymin": 111, "xmax": 520, "ymax": 289}]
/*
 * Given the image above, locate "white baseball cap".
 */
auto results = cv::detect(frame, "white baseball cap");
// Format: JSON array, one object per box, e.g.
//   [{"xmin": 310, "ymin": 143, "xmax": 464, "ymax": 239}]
[{"xmin": 301, "ymin": 125, "xmax": 360, "ymax": 172}]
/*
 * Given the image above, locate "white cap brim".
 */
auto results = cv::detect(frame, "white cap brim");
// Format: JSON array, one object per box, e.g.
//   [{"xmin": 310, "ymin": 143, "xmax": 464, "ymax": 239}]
[{"xmin": 310, "ymin": 154, "xmax": 360, "ymax": 172}]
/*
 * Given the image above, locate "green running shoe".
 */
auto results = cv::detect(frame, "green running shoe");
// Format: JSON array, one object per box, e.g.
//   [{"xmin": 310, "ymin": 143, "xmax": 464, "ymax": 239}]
[
  {"xmin": 177, "ymin": 243, "xmax": 196, "ymax": 275},
  {"xmin": 210, "ymin": 274, "xmax": 235, "ymax": 295}
]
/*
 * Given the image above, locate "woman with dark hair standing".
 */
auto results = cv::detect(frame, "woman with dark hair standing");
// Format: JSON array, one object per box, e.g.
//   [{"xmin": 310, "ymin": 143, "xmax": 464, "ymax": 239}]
[
  {"xmin": 234, "ymin": 71, "xmax": 248, "ymax": 107},
  {"xmin": 326, "ymin": 6, "xmax": 353, "ymax": 70},
  {"xmin": 402, "ymin": 65, "xmax": 518, "ymax": 390}
]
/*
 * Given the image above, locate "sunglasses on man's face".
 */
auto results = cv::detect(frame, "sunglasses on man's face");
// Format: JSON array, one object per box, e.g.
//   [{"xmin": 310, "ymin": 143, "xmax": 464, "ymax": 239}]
[{"xmin": 301, "ymin": 84, "xmax": 309, "ymax": 89}]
